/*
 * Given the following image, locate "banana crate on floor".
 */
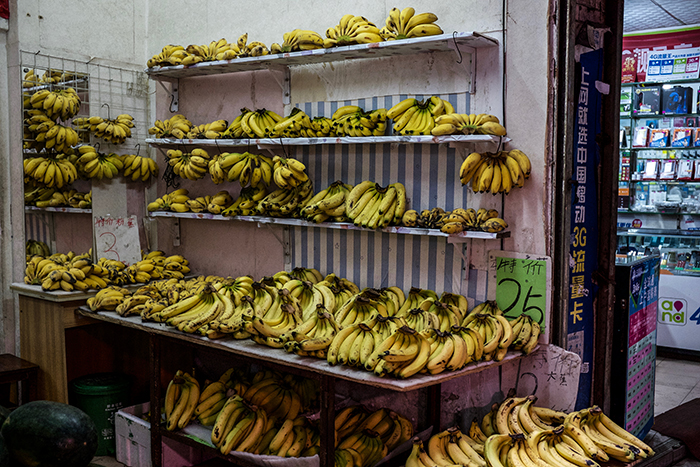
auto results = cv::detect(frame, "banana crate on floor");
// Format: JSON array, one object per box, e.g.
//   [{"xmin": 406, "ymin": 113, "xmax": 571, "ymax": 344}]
[{"xmin": 115, "ymin": 402, "xmax": 214, "ymax": 467}]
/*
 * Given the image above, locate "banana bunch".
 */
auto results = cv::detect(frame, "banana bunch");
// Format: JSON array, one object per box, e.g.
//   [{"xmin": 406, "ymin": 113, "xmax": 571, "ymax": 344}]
[
  {"xmin": 73, "ymin": 114, "xmax": 134, "ymax": 144},
  {"xmin": 287, "ymin": 267, "xmax": 325, "ymax": 284},
  {"xmin": 324, "ymin": 15, "xmax": 383, "ymax": 47},
  {"xmin": 22, "ymin": 69, "xmax": 41, "ymax": 88},
  {"xmin": 461, "ymin": 301, "xmax": 517, "ymax": 362},
  {"xmin": 283, "ymin": 374, "xmax": 320, "ymax": 412},
  {"xmin": 185, "ymin": 119, "xmax": 229, "ymax": 139},
  {"xmin": 369, "ymin": 325, "xmax": 432, "ymax": 378},
  {"xmin": 247, "ymin": 288, "xmax": 305, "ymax": 348},
  {"xmin": 239, "ymin": 108, "xmax": 283, "ymax": 138},
  {"xmin": 28, "ymin": 88, "xmax": 81, "ymax": 121},
  {"xmin": 333, "ymin": 290, "xmax": 390, "ymax": 328},
  {"xmin": 332, "ymin": 106, "xmax": 388, "ymax": 137},
  {"xmin": 184, "ymin": 190, "xmax": 234, "ymax": 215},
  {"xmin": 337, "ymin": 405, "xmax": 413, "ymax": 454},
  {"xmin": 166, "ymin": 148, "xmax": 210, "ymax": 180},
  {"xmin": 163, "ymin": 371, "xmax": 201, "ymax": 431},
  {"xmin": 28, "ymin": 260, "xmax": 94, "ymax": 292},
  {"xmin": 75, "ymin": 145, "xmax": 124, "ymax": 180},
  {"xmin": 192, "ymin": 369, "xmax": 236, "ymax": 426},
  {"xmin": 577, "ymin": 406, "xmax": 654, "ymax": 462},
  {"xmin": 151, "ymin": 284, "xmax": 232, "ymax": 334},
  {"xmin": 23, "ymin": 155, "xmax": 78, "ymax": 188},
  {"xmin": 337, "ymin": 428, "xmax": 388, "ymax": 466},
  {"xmin": 439, "ymin": 208, "xmax": 509, "ymax": 234},
  {"xmin": 86, "ymin": 286, "xmax": 130, "ymax": 309},
  {"xmin": 346, "ymin": 180, "xmax": 407, "ymax": 229},
  {"xmin": 400, "ymin": 297, "xmax": 464, "ymax": 332},
  {"xmin": 216, "ymin": 152, "xmax": 273, "ymax": 188},
  {"xmin": 400, "ymin": 207, "xmax": 448, "ymax": 230},
  {"xmin": 272, "ymin": 155, "xmax": 308, "ymax": 189},
  {"xmin": 148, "ymin": 114, "xmax": 192, "ymax": 139},
  {"xmin": 396, "ymin": 287, "xmax": 439, "ymax": 314},
  {"xmin": 221, "ymin": 186, "xmax": 267, "ymax": 217},
  {"xmin": 281, "ymin": 279, "xmax": 336, "ymax": 321},
  {"xmin": 507, "ymin": 314, "xmax": 541, "ymax": 355},
  {"xmin": 271, "ymin": 108, "xmax": 314, "ymax": 138},
  {"xmin": 146, "ymin": 44, "xmax": 189, "ymax": 68},
  {"xmin": 301, "ymin": 180, "xmax": 354, "ymax": 223},
  {"xmin": 146, "ymin": 188, "xmax": 190, "ymax": 212},
  {"xmin": 234, "ymin": 33, "xmax": 271, "ymax": 58},
  {"xmin": 314, "ymin": 274, "xmax": 361, "ymax": 314},
  {"xmin": 279, "ymin": 306, "xmax": 340, "ymax": 358},
  {"xmin": 258, "ymin": 179, "xmax": 314, "ymax": 217},
  {"xmin": 25, "ymin": 239, "xmax": 51, "ymax": 257},
  {"xmin": 380, "ymin": 8, "xmax": 443, "ymax": 40},
  {"xmin": 32, "ymin": 189, "xmax": 91, "ymax": 209},
  {"xmin": 273, "ymin": 29, "xmax": 325, "ymax": 53},
  {"xmin": 460, "ymin": 150, "xmax": 532, "ymax": 194},
  {"xmin": 409, "ymin": 428, "xmax": 486, "ymax": 467},
  {"xmin": 114, "ymin": 291, "xmax": 165, "ymax": 318},
  {"xmin": 24, "ymin": 111, "xmax": 79, "ymax": 151},
  {"xmin": 121, "ymin": 154, "xmax": 159, "ymax": 182},
  {"xmin": 421, "ymin": 328, "xmax": 478, "ymax": 375},
  {"xmin": 37, "ymin": 69, "xmax": 82, "ymax": 84},
  {"xmin": 387, "ymin": 96, "xmax": 454, "ymax": 135},
  {"xmin": 432, "ymin": 113, "xmax": 506, "ymax": 136},
  {"xmin": 181, "ymin": 38, "xmax": 239, "ymax": 66},
  {"xmin": 242, "ymin": 375, "xmax": 303, "ymax": 420}
]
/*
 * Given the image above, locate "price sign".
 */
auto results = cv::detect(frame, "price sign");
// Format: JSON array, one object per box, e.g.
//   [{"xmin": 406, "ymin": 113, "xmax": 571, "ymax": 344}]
[
  {"xmin": 488, "ymin": 251, "xmax": 551, "ymax": 335},
  {"xmin": 93, "ymin": 215, "xmax": 141, "ymax": 265}
]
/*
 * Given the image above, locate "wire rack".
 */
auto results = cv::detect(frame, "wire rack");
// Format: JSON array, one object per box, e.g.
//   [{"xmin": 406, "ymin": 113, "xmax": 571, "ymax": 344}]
[{"xmin": 20, "ymin": 50, "xmax": 151, "ymax": 156}]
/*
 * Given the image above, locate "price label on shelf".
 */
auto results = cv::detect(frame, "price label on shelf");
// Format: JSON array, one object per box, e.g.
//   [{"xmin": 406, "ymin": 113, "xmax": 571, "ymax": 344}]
[
  {"xmin": 93, "ymin": 215, "xmax": 141, "ymax": 266},
  {"xmin": 488, "ymin": 251, "xmax": 551, "ymax": 335}
]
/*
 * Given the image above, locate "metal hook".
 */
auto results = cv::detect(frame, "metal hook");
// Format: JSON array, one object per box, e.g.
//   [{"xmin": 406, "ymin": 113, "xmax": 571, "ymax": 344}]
[
  {"xmin": 279, "ymin": 136, "xmax": 289, "ymax": 158},
  {"xmin": 135, "ymin": 144, "xmax": 141, "ymax": 157},
  {"xmin": 101, "ymin": 103, "xmax": 111, "ymax": 120},
  {"xmin": 452, "ymin": 32, "xmax": 463, "ymax": 64},
  {"xmin": 497, "ymin": 136, "xmax": 503, "ymax": 153}
]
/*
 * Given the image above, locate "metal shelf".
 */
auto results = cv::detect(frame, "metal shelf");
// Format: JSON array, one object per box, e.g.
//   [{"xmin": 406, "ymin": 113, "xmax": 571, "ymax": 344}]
[
  {"xmin": 617, "ymin": 228, "xmax": 700, "ymax": 238},
  {"xmin": 148, "ymin": 211, "xmax": 509, "ymax": 242},
  {"xmin": 146, "ymin": 134, "xmax": 509, "ymax": 151},
  {"xmin": 145, "ymin": 32, "xmax": 498, "ymax": 81},
  {"xmin": 22, "ymin": 76, "xmax": 89, "ymax": 93},
  {"xmin": 24, "ymin": 206, "xmax": 91, "ymax": 214}
]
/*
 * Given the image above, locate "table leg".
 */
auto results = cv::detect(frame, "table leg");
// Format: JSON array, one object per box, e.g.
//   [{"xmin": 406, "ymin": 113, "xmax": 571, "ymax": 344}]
[
  {"xmin": 319, "ymin": 375, "xmax": 335, "ymax": 467},
  {"xmin": 150, "ymin": 334, "xmax": 162, "ymax": 467}
]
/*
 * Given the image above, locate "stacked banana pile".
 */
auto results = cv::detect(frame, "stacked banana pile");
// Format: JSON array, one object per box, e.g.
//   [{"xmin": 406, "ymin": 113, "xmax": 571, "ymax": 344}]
[
  {"xmin": 148, "ymin": 284, "xmax": 233, "ymax": 334},
  {"xmin": 214, "ymin": 152, "xmax": 273, "ymax": 188},
  {"xmin": 346, "ymin": 181, "xmax": 407, "ymax": 229},
  {"xmin": 86, "ymin": 286, "xmax": 132, "ymax": 310},
  {"xmin": 272, "ymin": 109, "xmax": 335, "ymax": 138},
  {"xmin": 380, "ymin": 8, "xmax": 443, "ymax": 40},
  {"xmin": 147, "ymin": 188, "xmax": 191, "ymax": 212},
  {"xmin": 73, "ymin": 114, "xmax": 134, "ymax": 145},
  {"xmin": 148, "ymin": 114, "xmax": 192, "ymax": 139},
  {"xmin": 27, "ymin": 88, "xmax": 81, "ymax": 121},
  {"xmin": 187, "ymin": 191, "xmax": 234, "ymax": 215},
  {"xmin": 400, "ymin": 208, "xmax": 509, "ymax": 234},
  {"xmin": 432, "ymin": 113, "xmax": 507, "ymax": 137},
  {"xmin": 185, "ymin": 119, "xmax": 229, "ymax": 139},
  {"xmin": 324, "ymin": 15, "xmax": 382, "ymax": 47},
  {"xmin": 221, "ymin": 186, "xmax": 267, "ymax": 217},
  {"xmin": 166, "ymin": 148, "xmax": 210, "ymax": 180},
  {"xmin": 121, "ymin": 153, "xmax": 159, "ymax": 182},
  {"xmin": 146, "ymin": 45, "xmax": 189, "ymax": 68},
  {"xmin": 25, "ymin": 239, "xmax": 51, "ymax": 257},
  {"xmin": 387, "ymin": 97, "xmax": 455, "ymax": 136},
  {"xmin": 239, "ymin": 109, "xmax": 284, "ymax": 138},
  {"xmin": 23, "ymin": 154, "xmax": 78, "ymax": 189},
  {"xmin": 25, "ymin": 253, "xmax": 110, "ymax": 292},
  {"xmin": 24, "ymin": 111, "xmax": 79, "ymax": 151},
  {"xmin": 335, "ymin": 405, "xmax": 414, "ymax": 460},
  {"xmin": 258, "ymin": 180, "xmax": 314, "ymax": 218},
  {"xmin": 300, "ymin": 180, "xmax": 354, "ymax": 223},
  {"xmin": 271, "ymin": 29, "xmax": 325, "ymax": 53},
  {"xmin": 147, "ymin": 36, "xmax": 273, "ymax": 68},
  {"xmin": 460, "ymin": 149, "xmax": 532, "ymax": 194},
  {"xmin": 332, "ymin": 106, "xmax": 388, "ymax": 137},
  {"xmin": 272, "ymin": 156, "xmax": 309, "ymax": 189},
  {"xmin": 74, "ymin": 145, "xmax": 124, "ymax": 180},
  {"xmin": 22, "ymin": 69, "xmax": 86, "ymax": 87},
  {"xmin": 27, "ymin": 188, "xmax": 91, "ymax": 209}
]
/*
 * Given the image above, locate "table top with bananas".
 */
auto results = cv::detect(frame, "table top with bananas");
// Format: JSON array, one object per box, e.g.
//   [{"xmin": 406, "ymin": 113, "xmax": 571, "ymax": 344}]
[{"xmin": 145, "ymin": 32, "xmax": 497, "ymax": 79}]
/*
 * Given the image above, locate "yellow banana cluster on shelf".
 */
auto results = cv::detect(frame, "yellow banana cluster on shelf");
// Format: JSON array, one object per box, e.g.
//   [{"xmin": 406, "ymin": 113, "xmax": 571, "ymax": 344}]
[
  {"xmin": 23, "ymin": 154, "xmax": 78, "ymax": 189},
  {"xmin": 187, "ymin": 191, "xmax": 234, "ymax": 215},
  {"xmin": 387, "ymin": 96, "xmax": 455, "ymax": 135},
  {"xmin": 22, "ymin": 69, "xmax": 86, "ymax": 87},
  {"xmin": 121, "ymin": 154, "xmax": 159, "ymax": 182},
  {"xmin": 272, "ymin": 155, "xmax": 308, "ymax": 189},
  {"xmin": 182, "ymin": 39, "xmax": 240, "ymax": 65},
  {"xmin": 24, "ymin": 110, "xmax": 79, "ymax": 151},
  {"xmin": 73, "ymin": 114, "xmax": 134, "ymax": 145},
  {"xmin": 272, "ymin": 108, "xmax": 316, "ymax": 137},
  {"xmin": 75, "ymin": 145, "xmax": 124, "ymax": 180},
  {"xmin": 278, "ymin": 306, "xmax": 340, "ymax": 358},
  {"xmin": 460, "ymin": 149, "xmax": 532, "ymax": 194},
  {"xmin": 186, "ymin": 119, "xmax": 229, "ymax": 139},
  {"xmin": 238, "ymin": 109, "xmax": 284, "ymax": 138},
  {"xmin": 300, "ymin": 180, "xmax": 354, "ymax": 223},
  {"xmin": 147, "ymin": 188, "xmax": 192, "ymax": 213},
  {"xmin": 346, "ymin": 180, "xmax": 407, "ymax": 229},
  {"xmin": 332, "ymin": 105, "xmax": 388, "ymax": 137},
  {"xmin": 258, "ymin": 180, "xmax": 315, "ymax": 217},
  {"xmin": 146, "ymin": 45, "xmax": 190, "ymax": 68},
  {"xmin": 435, "ymin": 208, "xmax": 508, "ymax": 234},
  {"xmin": 164, "ymin": 371, "xmax": 201, "ymax": 431},
  {"xmin": 148, "ymin": 114, "xmax": 192, "ymax": 139},
  {"xmin": 432, "ymin": 113, "xmax": 507, "ymax": 137},
  {"xmin": 215, "ymin": 151, "xmax": 273, "ymax": 188},
  {"xmin": 407, "ymin": 427, "xmax": 486, "ymax": 467},
  {"xmin": 147, "ymin": 37, "xmax": 273, "ymax": 69},
  {"xmin": 25, "ymin": 239, "xmax": 51, "ymax": 257},
  {"xmin": 325, "ymin": 15, "xmax": 383, "ymax": 47},
  {"xmin": 166, "ymin": 148, "xmax": 210, "ymax": 180},
  {"xmin": 28, "ymin": 88, "xmax": 81, "ymax": 121},
  {"xmin": 335, "ymin": 405, "xmax": 414, "ymax": 459},
  {"xmin": 26, "ymin": 188, "xmax": 91, "ymax": 209},
  {"xmin": 271, "ymin": 29, "xmax": 325, "ymax": 53},
  {"xmin": 221, "ymin": 186, "xmax": 267, "ymax": 217},
  {"xmin": 380, "ymin": 8, "xmax": 443, "ymax": 40}
]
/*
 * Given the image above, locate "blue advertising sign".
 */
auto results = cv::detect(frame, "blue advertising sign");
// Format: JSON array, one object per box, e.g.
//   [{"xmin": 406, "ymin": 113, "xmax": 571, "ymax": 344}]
[{"xmin": 567, "ymin": 49, "xmax": 603, "ymax": 409}]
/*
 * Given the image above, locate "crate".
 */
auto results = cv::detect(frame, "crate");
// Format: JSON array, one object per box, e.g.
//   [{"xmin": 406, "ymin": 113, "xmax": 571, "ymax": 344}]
[{"xmin": 115, "ymin": 402, "xmax": 213, "ymax": 467}]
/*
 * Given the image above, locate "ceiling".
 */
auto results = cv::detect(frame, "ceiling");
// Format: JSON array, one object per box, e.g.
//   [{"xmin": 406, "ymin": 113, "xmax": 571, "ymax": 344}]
[{"xmin": 624, "ymin": 0, "xmax": 700, "ymax": 33}]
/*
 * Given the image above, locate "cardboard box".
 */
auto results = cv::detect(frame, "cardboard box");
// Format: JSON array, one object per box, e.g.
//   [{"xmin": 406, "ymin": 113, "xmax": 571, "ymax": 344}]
[
  {"xmin": 662, "ymin": 86, "xmax": 693, "ymax": 114},
  {"xmin": 633, "ymin": 86, "xmax": 661, "ymax": 115},
  {"xmin": 115, "ymin": 402, "xmax": 213, "ymax": 467}
]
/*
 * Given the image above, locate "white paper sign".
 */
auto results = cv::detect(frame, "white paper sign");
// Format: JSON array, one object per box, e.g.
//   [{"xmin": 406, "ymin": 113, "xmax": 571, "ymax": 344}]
[
  {"xmin": 93, "ymin": 215, "xmax": 141, "ymax": 265},
  {"xmin": 646, "ymin": 47, "xmax": 700, "ymax": 82}
]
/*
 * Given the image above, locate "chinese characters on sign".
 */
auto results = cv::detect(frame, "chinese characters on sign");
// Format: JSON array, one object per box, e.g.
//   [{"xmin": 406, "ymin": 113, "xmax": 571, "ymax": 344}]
[{"xmin": 93, "ymin": 215, "xmax": 142, "ymax": 266}]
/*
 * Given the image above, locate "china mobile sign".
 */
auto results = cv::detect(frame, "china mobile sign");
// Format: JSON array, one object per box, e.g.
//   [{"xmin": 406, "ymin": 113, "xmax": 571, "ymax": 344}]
[{"xmin": 622, "ymin": 25, "xmax": 700, "ymax": 83}]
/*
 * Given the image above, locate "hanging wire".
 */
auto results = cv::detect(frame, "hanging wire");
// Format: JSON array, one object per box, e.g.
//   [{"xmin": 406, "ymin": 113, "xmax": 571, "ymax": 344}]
[
  {"xmin": 452, "ymin": 32, "xmax": 463, "ymax": 64},
  {"xmin": 134, "ymin": 143, "xmax": 141, "ymax": 156}
]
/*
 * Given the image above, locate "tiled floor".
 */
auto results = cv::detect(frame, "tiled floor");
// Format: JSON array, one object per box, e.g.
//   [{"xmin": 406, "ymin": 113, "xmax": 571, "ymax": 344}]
[{"xmin": 654, "ymin": 356, "xmax": 700, "ymax": 415}]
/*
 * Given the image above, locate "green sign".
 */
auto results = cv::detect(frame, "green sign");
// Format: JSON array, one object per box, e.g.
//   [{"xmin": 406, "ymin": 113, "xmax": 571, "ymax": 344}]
[{"xmin": 495, "ymin": 256, "xmax": 548, "ymax": 329}]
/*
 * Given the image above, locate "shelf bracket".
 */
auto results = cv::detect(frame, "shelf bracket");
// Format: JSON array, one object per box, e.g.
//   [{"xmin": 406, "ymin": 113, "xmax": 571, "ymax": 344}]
[
  {"xmin": 172, "ymin": 218, "xmax": 181, "ymax": 247},
  {"xmin": 449, "ymin": 239, "xmax": 470, "ymax": 265},
  {"xmin": 257, "ymin": 221, "xmax": 286, "ymax": 249},
  {"xmin": 447, "ymin": 42, "xmax": 476, "ymax": 93},
  {"xmin": 157, "ymin": 80, "xmax": 179, "ymax": 112},
  {"xmin": 266, "ymin": 64, "xmax": 291, "ymax": 105}
]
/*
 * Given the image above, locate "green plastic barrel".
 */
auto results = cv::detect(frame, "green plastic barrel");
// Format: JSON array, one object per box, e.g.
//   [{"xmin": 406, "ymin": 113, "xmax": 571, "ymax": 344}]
[{"xmin": 69, "ymin": 373, "xmax": 131, "ymax": 456}]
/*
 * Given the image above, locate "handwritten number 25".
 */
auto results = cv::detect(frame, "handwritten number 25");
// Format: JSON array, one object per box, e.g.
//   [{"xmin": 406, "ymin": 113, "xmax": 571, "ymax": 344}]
[
  {"xmin": 99, "ymin": 232, "xmax": 120, "ymax": 262},
  {"xmin": 498, "ymin": 278, "xmax": 544, "ymax": 324}
]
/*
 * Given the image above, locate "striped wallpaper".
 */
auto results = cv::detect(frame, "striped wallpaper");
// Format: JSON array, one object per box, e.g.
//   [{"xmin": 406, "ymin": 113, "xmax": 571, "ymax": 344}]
[{"xmin": 289, "ymin": 92, "xmax": 491, "ymax": 301}]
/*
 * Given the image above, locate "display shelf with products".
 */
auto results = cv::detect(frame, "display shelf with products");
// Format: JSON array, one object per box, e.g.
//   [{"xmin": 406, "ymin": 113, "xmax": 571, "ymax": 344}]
[
  {"xmin": 616, "ymin": 230, "xmax": 700, "ymax": 277},
  {"xmin": 25, "ymin": 206, "xmax": 91, "ymax": 214}
]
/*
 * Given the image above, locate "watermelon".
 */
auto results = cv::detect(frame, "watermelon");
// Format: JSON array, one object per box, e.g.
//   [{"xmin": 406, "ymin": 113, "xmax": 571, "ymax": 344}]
[{"xmin": 1, "ymin": 400, "xmax": 98, "ymax": 467}]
